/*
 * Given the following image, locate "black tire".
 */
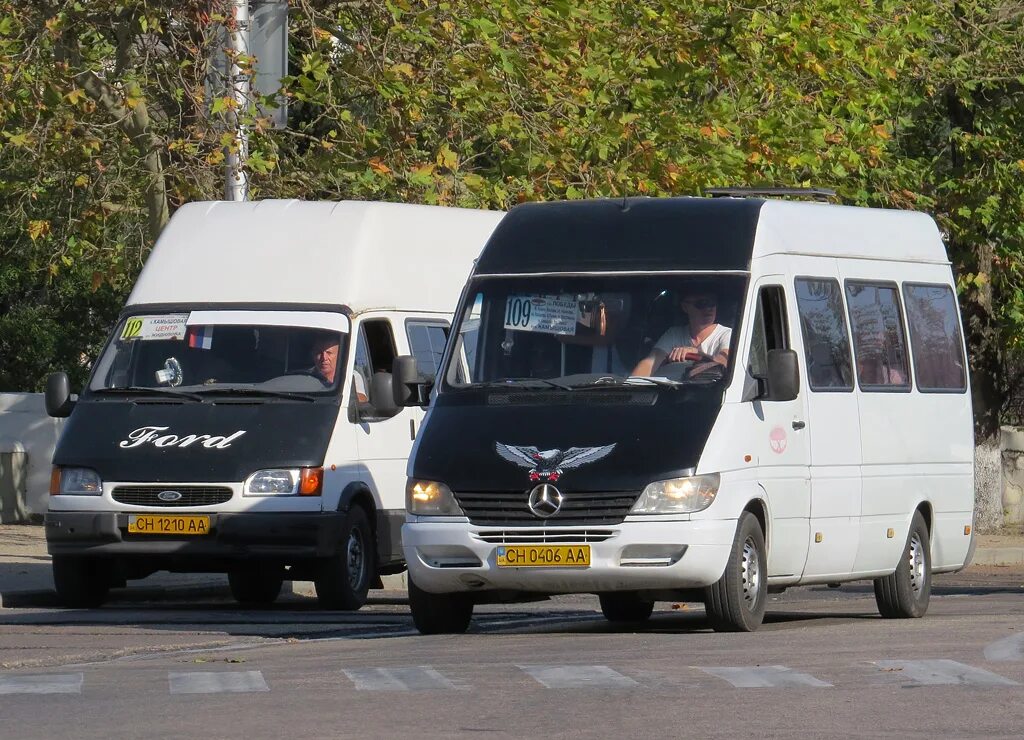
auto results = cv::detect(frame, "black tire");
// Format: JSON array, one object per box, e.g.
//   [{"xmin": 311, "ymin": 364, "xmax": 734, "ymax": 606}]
[
  {"xmin": 599, "ymin": 592, "xmax": 655, "ymax": 623},
  {"xmin": 704, "ymin": 511, "xmax": 767, "ymax": 632},
  {"xmin": 52, "ymin": 556, "xmax": 111, "ymax": 608},
  {"xmin": 408, "ymin": 577, "xmax": 473, "ymax": 635},
  {"xmin": 315, "ymin": 506, "xmax": 374, "ymax": 610},
  {"xmin": 874, "ymin": 511, "xmax": 931, "ymax": 619},
  {"xmin": 228, "ymin": 565, "xmax": 284, "ymax": 605}
]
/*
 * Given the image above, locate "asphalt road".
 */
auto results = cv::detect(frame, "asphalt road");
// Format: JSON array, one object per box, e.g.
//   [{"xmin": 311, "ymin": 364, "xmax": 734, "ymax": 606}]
[{"xmin": 1, "ymin": 569, "xmax": 1022, "ymax": 739}]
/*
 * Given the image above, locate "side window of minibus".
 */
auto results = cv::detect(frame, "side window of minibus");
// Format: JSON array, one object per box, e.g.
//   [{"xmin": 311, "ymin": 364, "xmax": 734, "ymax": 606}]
[
  {"xmin": 352, "ymin": 319, "xmax": 398, "ymax": 421},
  {"xmin": 845, "ymin": 281, "xmax": 911, "ymax": 391},
  {"xmin": 903, "ymin": 283, "xmax": 968, "ymax": 392},
  {"xmin": 794, "ymin": 278, "xmax": 854, "ymax": 391},
  {"xmin": 406, "ymin": 321, "xmax": 449, "ymax": 379},
  {"xmin": 748, "ymin": 285, "xmax": 789, "ymax": 378}
]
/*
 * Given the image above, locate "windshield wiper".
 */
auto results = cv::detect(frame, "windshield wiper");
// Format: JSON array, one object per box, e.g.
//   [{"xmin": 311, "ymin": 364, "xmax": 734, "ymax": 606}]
[
  {"xmin": 192, "ymin": 386, "xmax": 317, "ymax": 402},
  {"xmin": 95, "ymin": 386, "xmax": 204, "ymax": 401},
  {"xmin": 477, "ymin": 377, "xmax": 575, "ymax": 391}
]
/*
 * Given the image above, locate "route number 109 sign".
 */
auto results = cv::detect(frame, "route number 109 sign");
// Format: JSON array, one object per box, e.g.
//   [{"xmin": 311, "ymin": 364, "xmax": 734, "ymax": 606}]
[{"xmin": 503, "ymin": 294, "xmax": 578, "ymax": 336}]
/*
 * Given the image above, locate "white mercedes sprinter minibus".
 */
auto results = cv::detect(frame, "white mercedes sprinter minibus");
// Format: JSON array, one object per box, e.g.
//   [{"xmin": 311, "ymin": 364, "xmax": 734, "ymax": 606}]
[
  {"xmin": 396, "ymin": 194, "xmax": 975, "ymax": 633},
  {"xmin": 44, "ymin": 199, "xmax": 503, "ymax": 609}
]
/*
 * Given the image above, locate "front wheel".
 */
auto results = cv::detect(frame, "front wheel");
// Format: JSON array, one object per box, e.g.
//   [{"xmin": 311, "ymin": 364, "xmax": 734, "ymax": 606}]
[
  {"xmin": 873, "ymin": 511, "xmax": 931, "ymax": 618},
  {"xmin": 52, "ymin": 556, "xmax": 112, "ymax": 608},
  {"xmin": 408, "ymin": 577, "xmax": 473, "ymax": 634},
  {"xmin": 704, "ymin": 511, "xmax": 767, "ymax": 632},
  {"xmin": 315, "ymin": 506, "xmax": 375, "ymax": 610},
  {"xmin": 599, "ymin": 592, "xmax": 654, "ymax": 623}
]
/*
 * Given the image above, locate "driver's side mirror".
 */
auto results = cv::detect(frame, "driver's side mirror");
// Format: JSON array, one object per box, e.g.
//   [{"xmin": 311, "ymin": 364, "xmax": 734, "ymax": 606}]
[
  {"xmin": 763, "ymin": 349, "xmax": 800, "ymax": 402},
  {"xmin": 45, "ymin": 372, "xmax": 75, "ymax": 418},
  {"xmin": 367, "ymin": 372, "xmax": 400, "ymax": 418},
  {"xmin": 392, "ymin": 355, "xmax": 431, "ymax": 408}
]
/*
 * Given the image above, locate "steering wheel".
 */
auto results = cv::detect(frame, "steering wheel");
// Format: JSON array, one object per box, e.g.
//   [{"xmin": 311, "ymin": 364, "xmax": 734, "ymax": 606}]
[{"xmin": 658, "ymin": 360, "xmax": 726, "ymax": 383}]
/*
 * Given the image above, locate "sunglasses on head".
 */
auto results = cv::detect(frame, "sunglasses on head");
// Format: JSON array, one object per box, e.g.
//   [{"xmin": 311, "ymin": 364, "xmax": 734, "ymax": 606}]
[{"xmin": 684, "ymin": 297, "xmax": 717, "ymax": 310}]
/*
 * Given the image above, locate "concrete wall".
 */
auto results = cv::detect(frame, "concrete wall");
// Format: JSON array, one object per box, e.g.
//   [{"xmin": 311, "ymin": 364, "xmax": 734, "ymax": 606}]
[
  {"xmin": 1001, "ymin": 426, "xmax": 1024, "ymax": 527},
  {"xmin": 0, "ymin": 394, "xmax": 64, "ymax": 519}
]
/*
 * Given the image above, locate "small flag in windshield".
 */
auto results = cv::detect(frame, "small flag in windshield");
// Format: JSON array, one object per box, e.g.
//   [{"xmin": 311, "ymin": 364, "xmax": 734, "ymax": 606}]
[{"xmin": 187, "ymin": 325, "xmax": 214, "ymax": 350}]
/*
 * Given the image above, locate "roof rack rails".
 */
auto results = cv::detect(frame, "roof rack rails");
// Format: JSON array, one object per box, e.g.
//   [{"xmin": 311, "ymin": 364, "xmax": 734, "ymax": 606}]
[{"xmin": 705, "ymin": 187, "xmax": 837, "ymax": 201}]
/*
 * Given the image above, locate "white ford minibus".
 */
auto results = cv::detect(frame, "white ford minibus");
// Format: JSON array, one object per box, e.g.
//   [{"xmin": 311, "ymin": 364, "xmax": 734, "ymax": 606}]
[
  {"xmin": 44, "ymin": 199, "xmax": 503, "ymax": 609},
  {"xmin": 395, "ymin": 194, "xmax": 975, "ymax": 633}
]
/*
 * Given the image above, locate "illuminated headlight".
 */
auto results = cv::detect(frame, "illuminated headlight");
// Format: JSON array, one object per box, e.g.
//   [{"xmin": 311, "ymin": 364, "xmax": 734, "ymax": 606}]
[
  {"xmin": 406, "ymin": 479, "xmax": 463, "ymax": 516},
  {"xmin": 244, "ymin": 468, "xmax": 323, "ymax": 496},
  {"xmin": 53, "ymin": 467, "xmax": 102, "ymax": 495},
  {"xmin": 630, "ymin": 473, "xmax": 721, "ymax": 514}
]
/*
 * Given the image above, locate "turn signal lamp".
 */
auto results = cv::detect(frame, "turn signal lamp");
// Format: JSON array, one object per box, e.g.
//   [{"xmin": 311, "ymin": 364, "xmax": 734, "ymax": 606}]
[
  {"xmin": 299, "ymin": 467, "xmax": 324, "ymax": 496},
  {"xmin": 50, "ymin": 467, "xmax": 61, "ymax": 495}
]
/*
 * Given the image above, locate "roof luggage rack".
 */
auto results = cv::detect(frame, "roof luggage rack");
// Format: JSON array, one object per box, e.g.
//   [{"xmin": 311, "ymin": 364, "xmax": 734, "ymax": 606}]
[{"xmin": 705, "ymin": 187, "xmax": 837, "ymax": 202}]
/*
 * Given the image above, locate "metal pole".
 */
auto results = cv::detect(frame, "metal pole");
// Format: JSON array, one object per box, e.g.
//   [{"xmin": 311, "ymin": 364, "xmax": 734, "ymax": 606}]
[{"xmin": 225, "ymin": 0, "xmax": 250, "ymax": 201}]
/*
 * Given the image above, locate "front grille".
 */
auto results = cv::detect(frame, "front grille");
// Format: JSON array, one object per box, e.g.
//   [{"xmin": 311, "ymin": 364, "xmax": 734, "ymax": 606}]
[
  {"xmin": 474, "ymin": 529, "xmax": 616, "ymax": 544},
  {"xmin": 455, "ymin": 490, "xmax": 639, "ymax": 526},
  {"xmin": 112, "ymin": 486, "xmax": 233, "ymax": 507}
]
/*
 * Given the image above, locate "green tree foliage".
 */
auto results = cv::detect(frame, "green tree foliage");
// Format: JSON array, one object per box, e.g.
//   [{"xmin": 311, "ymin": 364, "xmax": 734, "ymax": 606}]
[{"xmin": 0, "ymin": 1, "xmax": 1021, "ymax": 438}]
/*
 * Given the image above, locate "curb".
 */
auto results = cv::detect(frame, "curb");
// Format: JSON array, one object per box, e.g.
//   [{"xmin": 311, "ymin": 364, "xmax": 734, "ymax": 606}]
[{"xmin": 969, "ymin": 547, "xmax": 1024, "ymax": 566}]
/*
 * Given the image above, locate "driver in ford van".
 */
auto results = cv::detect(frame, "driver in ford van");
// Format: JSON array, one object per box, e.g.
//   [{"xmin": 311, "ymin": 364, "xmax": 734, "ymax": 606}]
[{"xmin": 631, "ymin": 286, "xmax": 732, "ymax": 377}]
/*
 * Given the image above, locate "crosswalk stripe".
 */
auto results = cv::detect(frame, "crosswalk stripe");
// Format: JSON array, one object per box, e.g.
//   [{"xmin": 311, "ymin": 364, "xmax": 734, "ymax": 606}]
[
  {"xmin": 168, "ymin": 670, "xmax": 269, "ymax": 694},
  {"xmin": 0, "ymin": 673, "xmax": 83, "ymax": 695},
  {"xmin": 518, "ymin": 665, "xmax": 639, "ymax": 689},
  {"xmin": 700, "ymin": 666, "xmax": 832, "ymax": 688},
  {"xmin": 984, "ymin": 634, "xmax": 1024, "ymax": 662},
  {"xmin": 874, "ymin": 660, "xmax": 1019, "ymax": 686},
  {"xmin": 342, "ymin": 667, "xmax": 457, "ymax": 691}
]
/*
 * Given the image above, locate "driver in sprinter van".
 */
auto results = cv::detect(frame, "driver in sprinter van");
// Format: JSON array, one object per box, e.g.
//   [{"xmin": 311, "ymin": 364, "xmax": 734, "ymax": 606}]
[{"xmin": 631, "ymin": 285, "xmax": 731, "ymax": 377}]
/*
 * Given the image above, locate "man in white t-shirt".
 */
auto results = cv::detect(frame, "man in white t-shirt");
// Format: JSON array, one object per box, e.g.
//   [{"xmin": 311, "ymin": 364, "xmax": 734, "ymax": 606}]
[{"xmin": 631, "ymin": 288, "xmax": 731, "ymax": 377}]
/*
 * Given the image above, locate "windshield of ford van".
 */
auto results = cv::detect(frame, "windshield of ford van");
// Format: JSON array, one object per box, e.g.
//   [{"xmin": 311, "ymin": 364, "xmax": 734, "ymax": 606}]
[
  {"xmin": 87, "ymin": 310, "xmax": 349, "ymax": 398},
  {"xmin": 443, "ymin": 275, "xmax": 746, "ymax": 391}
]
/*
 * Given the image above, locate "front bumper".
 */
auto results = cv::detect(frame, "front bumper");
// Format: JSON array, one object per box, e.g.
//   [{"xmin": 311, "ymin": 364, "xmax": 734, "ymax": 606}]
[
  {"xmin": 402, "ymin": 518, "xmax": 737, "ymax": 594},
  {"xmin": 45, "ymin": 511, "xmax": 345, "ymax": 560}
]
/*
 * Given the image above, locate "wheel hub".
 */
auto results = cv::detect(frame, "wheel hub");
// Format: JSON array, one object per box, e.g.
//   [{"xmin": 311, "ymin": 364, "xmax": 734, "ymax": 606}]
[
  {"xmin": 908, "ymin": 532, "xmax": 925, "ymax": 596},
  {"xmin": 347, "ymin": 529, "xmax": 365, "ymax": 590},
  {"xmin": 741, "ymin": 536, "xmax": 761, "ymax": 609}
]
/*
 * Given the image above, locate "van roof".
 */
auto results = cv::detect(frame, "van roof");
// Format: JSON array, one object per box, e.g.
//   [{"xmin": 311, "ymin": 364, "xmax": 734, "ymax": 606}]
[
  {"xmin": 127, "ymin": 200, "xmax": 504, "ymax": 314},
  {"xmin": 473, "ymin": 197, "xmax": 947, "ymax": 276}
]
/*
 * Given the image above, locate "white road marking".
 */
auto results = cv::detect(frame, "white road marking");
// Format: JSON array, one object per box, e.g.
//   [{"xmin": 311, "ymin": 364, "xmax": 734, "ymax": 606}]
[
  {"xmin": 342, "ymin": 667, "xmax": 458, "ymax": 691},
  {"xmin": 983, "ymin": 634, "xmax": 1024, "ymax": 662},
  {"xmin": 0, "ymin": 673, "xmax": 83, "ymax": 695},
  {"xmin": 518, "ymin": 665, "xmax": 639, "ymax": 689},
  {"xmin": 700, "ymin": 666, "xmax": 832, "ymax": 688},
  {"xmin": 168, "ymin": 670, "xmax": 269, "ymax": 694},
  {"xmin": 874, "ymin": 660, "xmax": 1019, "ymax": 686}
]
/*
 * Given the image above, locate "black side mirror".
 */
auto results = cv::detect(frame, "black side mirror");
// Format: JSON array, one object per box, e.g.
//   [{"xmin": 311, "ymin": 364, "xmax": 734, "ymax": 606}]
[
  {"xmin": 45, "ymin": 372, "xmax": 74, "ymax": 418},
  {"xmin": 392, "ymin": 355, "xmax": 430, "ymax": 407},
  {"xmin": 369, "ymin": 371, "xmax": 400, "ymax": 418},
  {"xmin": 764, "ymin": 349, "xmax": 800, "ymax": 402}
]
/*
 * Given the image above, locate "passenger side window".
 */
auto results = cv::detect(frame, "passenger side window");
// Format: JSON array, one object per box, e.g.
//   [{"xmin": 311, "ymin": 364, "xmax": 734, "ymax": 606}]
[
  {"xmin": 903, "ymin": 283, "xmax": 968, "ymax": 392},
  {"xmin": 352, "ymin": 319, "xmax": 398, "ymax": 420},
  {"xmin": 748, "ymin": 285, "xmax": 790, "ymax": 379},
  {"xmin": 846, "ymin": 282, "xmax": 911, "ymax": 391},
  {"xmin": 795, "ymin": 278, "xmax": 854, "ymax": 391},
  {"xmin": 406, "ymin": 321, "xmax": 449, "ymax": 379}
]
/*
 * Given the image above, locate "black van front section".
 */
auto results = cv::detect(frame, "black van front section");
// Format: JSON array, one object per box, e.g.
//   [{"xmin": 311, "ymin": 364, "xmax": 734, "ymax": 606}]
[{"xmin": 409, "ymin": 197, "xmax": 762, "ymax": 525}]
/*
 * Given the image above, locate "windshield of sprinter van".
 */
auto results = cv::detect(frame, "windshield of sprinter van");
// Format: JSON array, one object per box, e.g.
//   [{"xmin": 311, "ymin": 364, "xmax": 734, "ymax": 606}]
[
  {"xmin": 88, "ymin": 312, "xmax": 349, "ymax": 397},
  {"xmin": 444, "ymin": 275, "xmax": 746, "ymax": 391}
]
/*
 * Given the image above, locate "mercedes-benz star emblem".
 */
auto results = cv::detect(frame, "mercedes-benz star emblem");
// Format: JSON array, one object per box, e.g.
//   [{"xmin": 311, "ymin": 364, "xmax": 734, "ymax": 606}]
[
  {"xmin": 157, "ymin": 490, "xmax": 183, "ymax": 502},
  {"xmin": 527, "ymin": 484, "xmax": 563, "ymax": 518}
]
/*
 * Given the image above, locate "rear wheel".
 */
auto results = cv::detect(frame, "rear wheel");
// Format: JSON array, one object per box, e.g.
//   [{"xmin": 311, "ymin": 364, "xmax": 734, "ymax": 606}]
[
  {"xmin": 315, "ymin": 506, "xmax": 374, "ymax": 610},
  {"xmin": 704, "ymin": 511, "xmax": 767, "ymax": 632},
  {"xmin": 228, "ymin": 564, "xmax": 284, "ymax": 605},
  {"xmin": 52, "ymin": 556, "xmax": 111, "ymax": 608},
  {"xmin": 408, "ymin": 577, "xmax": 473, "ymax": 634},
  {"xmin": 599, "ymin": 592, "xmax": 654, "ymax": 623},
  {"xmin": 874, "ymin": 510, "xmax": 931, "ymax": 619}
]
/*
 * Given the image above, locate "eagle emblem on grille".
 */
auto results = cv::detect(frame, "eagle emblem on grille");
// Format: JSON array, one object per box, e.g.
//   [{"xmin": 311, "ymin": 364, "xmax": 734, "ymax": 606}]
[{"xmin": 494, "ymin": 442, "xmax": 616, "ymax": 482}]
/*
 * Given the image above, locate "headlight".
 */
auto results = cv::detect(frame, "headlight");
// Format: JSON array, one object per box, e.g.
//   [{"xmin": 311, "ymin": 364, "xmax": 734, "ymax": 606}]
[
  {"xmin": 244, "ymin": 468, "xmax": 323, "ymax": 496},
  {"xmin": 406, "ymin": 479, "xmax": 463, "ymax": 516},
  {"xmin": 630, "ymin": 473, "xmax": 720, "ymax": 514},
  {"xmin": 53, "ymin": 467, "xmax": 102, "ymax": 495}
]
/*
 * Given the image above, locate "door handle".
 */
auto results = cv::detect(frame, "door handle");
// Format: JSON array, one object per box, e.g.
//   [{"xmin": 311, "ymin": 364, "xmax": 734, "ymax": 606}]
[{"xmin": 792, "ymin": 420, "xmax": 806, "ymax": 430}]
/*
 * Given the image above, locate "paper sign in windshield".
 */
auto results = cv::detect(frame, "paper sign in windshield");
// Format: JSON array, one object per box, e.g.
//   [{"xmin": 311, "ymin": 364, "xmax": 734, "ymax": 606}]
[
  {"xmin": 120, "ymin": 314, "xmax": 189, "ymax": 342},
  {"xmin": 504, "ymin": 295, "xmax": 578, "ymax": 336}
]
